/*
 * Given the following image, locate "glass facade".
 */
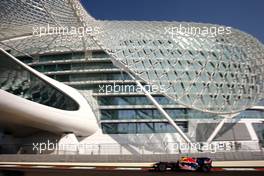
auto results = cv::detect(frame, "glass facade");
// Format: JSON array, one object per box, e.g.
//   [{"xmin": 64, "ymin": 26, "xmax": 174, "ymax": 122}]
[
  {"xmin": 98, "ymin": 96, "xmax": 175, "ymax": 106},
  {"xmin": 102, "ymin": 121, "xmax": 188, "ymax": 134},
  {"xmin": 100, "ymin": 109, "xmax": 219, "ymax": 120},
  {"xmin": 0, "ymin": 51, "xmax": 79, "ymax": 111},
  {"xmin": 39, "ymin": 52, "xmax": 84, "ymax": 62},
  {"xmin": 0, "ymin": 0, "xmax": 263, "ymax": 141},
  {"xmin": 1, "ymin": 0, "xmax": 264, "ymax": 116},
  {"xmin": 32, "ymin": 62, "xmax": 117, "ymax": 73},
  {"xmin": 11, "ymin": 50, "xmax": 264, "ymax": 134}
]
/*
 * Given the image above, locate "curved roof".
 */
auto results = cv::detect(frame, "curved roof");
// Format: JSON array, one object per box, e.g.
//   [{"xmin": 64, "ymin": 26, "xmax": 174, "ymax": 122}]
[
  {"xmin": 1, "ymin": 0, "xmax": 264, "ymax": 114},
  {"xmin": 91, "ymin": 21, "xmax": 264, "ymax": 114}
]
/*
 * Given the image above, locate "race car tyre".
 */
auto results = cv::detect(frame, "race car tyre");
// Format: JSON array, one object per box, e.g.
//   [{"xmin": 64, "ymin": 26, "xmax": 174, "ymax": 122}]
[
  {"xmin": 201, "ymin": 165, "xmax": 211, "ymax": 172},
  {"xmin": 157, "ymin": 163, "xmax": 167, "ymax": 172},
  {"xmin": 171, "ymin": 162, "xmax": 179, "ymax": 171}
]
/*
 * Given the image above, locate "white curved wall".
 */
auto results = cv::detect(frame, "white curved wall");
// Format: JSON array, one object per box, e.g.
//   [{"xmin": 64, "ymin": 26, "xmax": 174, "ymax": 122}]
[{"xmin": 0, "ymin": 48, "xmax": 99, "ymax": 136}]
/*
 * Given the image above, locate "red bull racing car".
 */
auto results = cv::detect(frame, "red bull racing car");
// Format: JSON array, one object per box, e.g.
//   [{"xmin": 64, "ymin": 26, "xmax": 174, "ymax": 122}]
[{"xmin": 153, "ymin": 157, "xmax": 212, "ymax": 172}]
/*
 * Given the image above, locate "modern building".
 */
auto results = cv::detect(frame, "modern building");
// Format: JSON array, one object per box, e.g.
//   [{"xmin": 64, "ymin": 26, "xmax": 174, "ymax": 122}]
[{"xmin": 0, "ymin": 0, "xmax": 264, "ymax": 159}]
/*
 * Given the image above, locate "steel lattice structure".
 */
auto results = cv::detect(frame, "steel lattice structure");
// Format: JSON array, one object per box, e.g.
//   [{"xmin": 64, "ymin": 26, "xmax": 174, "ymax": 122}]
[{"xmin": 0, "ymin": 0, "xmax": 264, "ymax": 116}]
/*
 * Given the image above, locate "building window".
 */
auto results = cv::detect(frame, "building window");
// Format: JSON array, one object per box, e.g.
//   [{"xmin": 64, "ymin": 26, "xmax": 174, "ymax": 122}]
[{"xmin": 101, "ymin": 121, "xmax": 188, "ymax": 134}]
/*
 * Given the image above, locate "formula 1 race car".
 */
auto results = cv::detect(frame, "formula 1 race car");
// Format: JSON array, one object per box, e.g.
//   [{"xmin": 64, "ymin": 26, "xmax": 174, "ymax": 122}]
[{"xmin": 153, "ymin": 157, "xmax": 212, "ymax": 172}]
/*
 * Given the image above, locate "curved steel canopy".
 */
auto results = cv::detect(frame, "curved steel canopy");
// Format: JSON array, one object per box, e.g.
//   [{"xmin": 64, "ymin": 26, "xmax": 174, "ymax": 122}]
[{"xmin": 1, "ymin": 0, "xmax": 264, "ymax": 115}]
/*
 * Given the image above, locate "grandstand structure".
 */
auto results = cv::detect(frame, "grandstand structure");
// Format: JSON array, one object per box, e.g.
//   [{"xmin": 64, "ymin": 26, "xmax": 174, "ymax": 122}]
[{"xmin": 0, "ymin": 0, "xmax": 263, "ymax": 157}]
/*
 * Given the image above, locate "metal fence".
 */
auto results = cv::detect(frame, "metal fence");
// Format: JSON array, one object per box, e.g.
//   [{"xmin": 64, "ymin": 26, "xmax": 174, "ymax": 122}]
[{"xmin": 0, "ymin": 141, "xmax": 263, "ymax": 157}]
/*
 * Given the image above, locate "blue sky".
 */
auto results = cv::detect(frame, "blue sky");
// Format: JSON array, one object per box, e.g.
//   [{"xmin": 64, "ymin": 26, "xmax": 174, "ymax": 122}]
[{"xmin": 81, "ymin": 0, "xmax": 264, "ymax": 43}]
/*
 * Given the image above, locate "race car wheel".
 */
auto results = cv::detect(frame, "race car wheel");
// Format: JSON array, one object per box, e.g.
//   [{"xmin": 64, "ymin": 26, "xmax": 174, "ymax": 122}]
[
  {"xmin": 201, "ymin": 165, "xmax": 211, "ymax": 172},
  {"xmin": 157, "ymin": 163, "xmax": 167, "ymax": 172},
  {"xmin": 171, "ymin": 162, "xmax": 179, "ymax": 171}
]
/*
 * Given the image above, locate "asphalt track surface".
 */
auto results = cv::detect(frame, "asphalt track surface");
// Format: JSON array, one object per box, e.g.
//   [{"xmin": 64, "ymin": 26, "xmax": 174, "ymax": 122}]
[{"xmin": 1, "ymin": 169, "xmax": 264, "ymax": 176}]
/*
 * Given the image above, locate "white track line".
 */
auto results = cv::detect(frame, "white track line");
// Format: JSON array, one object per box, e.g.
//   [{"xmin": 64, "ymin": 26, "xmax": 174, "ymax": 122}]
[
  {"xmin": 0, "ymin": 165, "xmax": 18, "ymax": 168},
  {"xmin": 115, "ymin": 168, "xmax": 142, "ymax": 170},
  {"xmin": 0, "ymin": 163, "xmax": 264, "ymax": 172},
  {"xmin": 223, "ymin": 168, "xmax": 256, "ymax": 171},
  {"xmin": 70, "ymin": 167, "xmax": 96, "ymax": 170},
  {"xmin": 30, "ymin": 166, "xmax": 54, "ymax": 169}
]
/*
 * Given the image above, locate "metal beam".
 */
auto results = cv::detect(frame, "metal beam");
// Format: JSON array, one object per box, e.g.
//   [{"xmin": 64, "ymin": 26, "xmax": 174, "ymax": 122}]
[
  {"xmin": 207, "ymin": 113, "xmax": 239, "ymax": 143},
  {"xmin": 127, "ymin": 72, "xmax": 192, "ymax": 143}
]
